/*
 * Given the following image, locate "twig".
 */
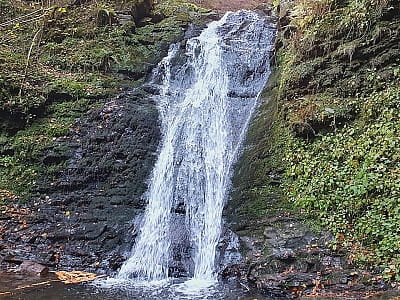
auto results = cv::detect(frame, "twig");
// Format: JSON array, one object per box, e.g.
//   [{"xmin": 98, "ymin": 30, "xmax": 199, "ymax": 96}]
[
  {"xmin": 239, "ymin": 281, "xmax": 250, "ymax": 291},
  {"xmin": 0, "ymin": 10, "xmax": 42, "ymax": 27},
  {"xmin": 0, "ymin": 38, "xmax": 13, "ymax": 44},
  {"xmin": 13, "ymin": 15, "xmax": 46, "ymax": 27},
  {"xmin": 19, "ymin": 28, "xmax": 43, "ymax": 98}
]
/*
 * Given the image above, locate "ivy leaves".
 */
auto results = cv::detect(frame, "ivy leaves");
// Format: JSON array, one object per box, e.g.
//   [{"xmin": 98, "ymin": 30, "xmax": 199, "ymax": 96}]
[{"xmin": 283, "ymin": 85, "xmax": 400, "ymax": 279}]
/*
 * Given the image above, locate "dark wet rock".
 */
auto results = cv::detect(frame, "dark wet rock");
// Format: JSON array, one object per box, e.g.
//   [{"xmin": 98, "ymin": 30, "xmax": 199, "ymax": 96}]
[
  {"xmin": 291, "ymin": 121, "xmax": 316, "ymax": 138},
  {"xmin": 223, "ymin": 65, "xmax": 386, "ymax": 297},
  {"xmin": 220, "ymin": 263, "xmax": 242, "ymax": 278},
  {"xmin": 220, "ymin": 199, "xmax": 378, "ymax": 297},
  {"xmin": 130, "ymin": 0, "xmax": 154, "ymax": 26},
  {"xmin": 0, "ymin": 110, "xmax": 27, "ymax": 133},
  {"xmin": 0, "ymin": 89, "xmax": 160, "ymax": 273},
  {"xmin": 273, "ymin": 248, "xmax": 295, "ymax": 261},
  {"xmin": 218, "ymin": 228, "xmax": 242, "ymax": 271}
]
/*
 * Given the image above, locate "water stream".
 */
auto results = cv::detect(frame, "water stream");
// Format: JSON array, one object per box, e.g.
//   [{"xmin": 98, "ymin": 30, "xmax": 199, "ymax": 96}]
[
  {"xmin": 0, "ymin": 9, "xmax": 276, "ymax": 300},
  {"xmin": 117, "ymin": 9, "xmax": 275, "ymax": 284}
]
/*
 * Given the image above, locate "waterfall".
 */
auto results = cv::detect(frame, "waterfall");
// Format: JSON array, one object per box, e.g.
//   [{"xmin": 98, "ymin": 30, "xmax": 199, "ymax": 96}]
[{"xmin": 118, "ymin": 10, "xmax": 275, "ymax": 281}]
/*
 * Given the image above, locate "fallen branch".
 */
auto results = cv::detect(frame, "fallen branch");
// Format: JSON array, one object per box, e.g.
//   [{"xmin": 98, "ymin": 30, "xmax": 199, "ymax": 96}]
[
  {"xmin": 15, "ymin": 279, "xmax": 61, "ymax": 290},
  {"xmin": 14, "ymin": 15, "xmax": 47, "ymax": 26},
  {"xmin": 0, "ymin": 279, "xmax": 60, "ymax": 296}
]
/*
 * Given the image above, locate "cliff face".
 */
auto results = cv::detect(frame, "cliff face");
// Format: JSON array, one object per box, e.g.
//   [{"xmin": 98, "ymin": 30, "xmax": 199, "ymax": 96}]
[
  {"xmin": 0, "ymin": 0, "xmax": 212, "ymax": 272},
  {"xmin": 228, "ymin": 0, "xmax": 400, "ymax": 295}
]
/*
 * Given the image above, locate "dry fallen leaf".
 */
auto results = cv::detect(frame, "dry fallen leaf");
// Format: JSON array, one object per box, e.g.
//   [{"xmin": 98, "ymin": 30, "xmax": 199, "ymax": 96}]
[{"xmin": 55, "ymin": 270, "xmax": 106, "ymax": 284}]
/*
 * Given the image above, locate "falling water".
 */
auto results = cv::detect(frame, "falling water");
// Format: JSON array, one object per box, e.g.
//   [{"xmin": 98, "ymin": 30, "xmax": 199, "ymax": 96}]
[{"xmin": 118, "ymin": 10, "xmax": 275, "ymax": 282}]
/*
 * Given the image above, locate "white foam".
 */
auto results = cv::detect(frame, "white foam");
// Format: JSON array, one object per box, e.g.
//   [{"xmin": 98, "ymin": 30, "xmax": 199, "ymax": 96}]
[{"xmin": 117, "ymin": 9, "xmax": 275, "ymax": 282}]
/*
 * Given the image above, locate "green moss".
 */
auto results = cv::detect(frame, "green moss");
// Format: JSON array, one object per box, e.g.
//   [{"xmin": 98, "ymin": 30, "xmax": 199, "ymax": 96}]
[
  {"xmin": 265, "ymin": 0, "xmax": 400, "ymax": 281},
  {"xmin": 0, "ymin": 97, "xmax": 95, "ymax": 201},
  {"xmin": 0, "ymin": 0, "xmax": 209, "ymax": 202},
  {"xmin": 153, "ymin": 0, "xmax": 212, "ymax": 22},
  {"xmin": 229, "ymin": 73, "xmax": 295, "ymax": 223},
  {"xmin": 0, "ymin": 0, "xmax": 204, "ymax": 119}
]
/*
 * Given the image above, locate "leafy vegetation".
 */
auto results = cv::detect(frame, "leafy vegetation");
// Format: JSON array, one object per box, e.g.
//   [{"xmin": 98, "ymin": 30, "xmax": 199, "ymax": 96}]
[
  {"xmin": 256, "ymin": 0, "xmax": 400, "ymax": 280},
  {"xmin": 0, "ymin": 98, "xmax": 92, "ymax": 203},
  {"xmin": 0, "ymin": 0, "xmax": 209, "ymax": 203},
  {"xmin": 284, "ymin": 84, "xmax": 400, "ymax": 279}
]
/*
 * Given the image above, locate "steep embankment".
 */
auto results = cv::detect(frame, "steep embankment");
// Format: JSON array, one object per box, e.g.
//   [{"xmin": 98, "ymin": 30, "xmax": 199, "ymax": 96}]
[
  {"xmin": 228, "ymin": 0, "xmax": 400, "ymax": 297},
  {"xmin": 0, "ymin": 0, "xmax": 213, "ymax": 272},
  {"xmin": 0, "ymin": 0, "xmax": 211, "ymax": 202}
]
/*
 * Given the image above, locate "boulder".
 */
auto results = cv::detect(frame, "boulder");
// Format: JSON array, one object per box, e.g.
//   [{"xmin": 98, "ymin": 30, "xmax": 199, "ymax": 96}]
[
  {"xmin": 131, "ymin": 0, "xmax": 154, "ymax": 26},
  {"xmin": 19, "ymin": 261, "xmax": 49, "ymax": 276}
]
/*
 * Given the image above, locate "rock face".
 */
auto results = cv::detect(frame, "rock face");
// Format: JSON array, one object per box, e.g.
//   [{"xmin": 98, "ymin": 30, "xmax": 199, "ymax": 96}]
[
  {"xmin": 0, "ymin": 89, "xmax": 160, "ymax": 273},
  {"xmin": 0, "ymin": 0, "xmax": 211, "ymax": 274},
  {"xmin": 223, "ymin": 91, "xmax": 388, "ymax": 297}
]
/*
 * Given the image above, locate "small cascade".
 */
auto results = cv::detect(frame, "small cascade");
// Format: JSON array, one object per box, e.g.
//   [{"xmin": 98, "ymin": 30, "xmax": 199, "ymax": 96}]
[{"xmin": 118, "ymin": 10, "xmax": 275, "ymax": 281}]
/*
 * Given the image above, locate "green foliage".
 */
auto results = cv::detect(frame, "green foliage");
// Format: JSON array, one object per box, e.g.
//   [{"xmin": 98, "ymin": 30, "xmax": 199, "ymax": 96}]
[
  {"xmin": 153, "ymin": 0, "xmax": 211, "ymax": 21},
  {"xmin": 267, "ymin": 0, "xmax": 400, "ymax": 280},
  {"xmin": 0, "ymin": 0, "xmax": 206, "ymax": 202},
  {"xmin": 41, "ymin": 22, "xmax": 182, "ymax": 74},
  {"xmin": 0, "ymin": 0, "xmax": 15, "ymax": 21},
  {"xmin": 284, "ymin": 85, "xmax": 400, "ymax": 278},
  {"xmin": 0, "ymin": 47, "xmax": 46, "ymax": 115},
  {"xmin": 0, "ymin": 0, "xmax": 201, "ymax": 119},
  {"xmin": 0, "ymin": 98, "xmax": 93, "ymax": 201}
]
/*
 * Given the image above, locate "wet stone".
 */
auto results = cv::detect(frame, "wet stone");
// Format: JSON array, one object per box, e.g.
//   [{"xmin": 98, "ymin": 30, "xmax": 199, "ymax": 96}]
[
  {"xmin": 272, "ymin": 248, "xmax": 296, "ymax": 261},
  {"xmin": 19, "ymin": 261, "xmax": 49, "ymax": 276}
]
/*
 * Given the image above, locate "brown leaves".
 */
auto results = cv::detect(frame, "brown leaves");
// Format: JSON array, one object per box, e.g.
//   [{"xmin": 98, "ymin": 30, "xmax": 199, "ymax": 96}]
[
  {"xmin": 54, "ymin": 271, "xmax": 106, "ymax": 284},
  {"xmin": 0, "ymin": 190, "xmax": 18, "ymax": 202}
]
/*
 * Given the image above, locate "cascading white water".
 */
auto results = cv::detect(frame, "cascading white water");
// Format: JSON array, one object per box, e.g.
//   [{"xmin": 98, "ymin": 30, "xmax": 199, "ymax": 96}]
[{"xmin": 118, "ymin": 10, "xmax": 275, "ymax": 282}]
